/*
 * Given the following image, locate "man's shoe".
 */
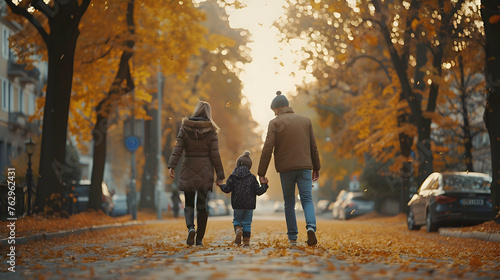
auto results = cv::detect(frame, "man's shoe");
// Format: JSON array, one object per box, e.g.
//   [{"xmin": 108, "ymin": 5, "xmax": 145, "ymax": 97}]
[
  {"xmin": 306, "ymin": 228, "xmax": 317, "ymax": 246},
  {"xmin": 186, "ymin": 228, "xmax": 196, "ymax": 246},
  {"xmin": 289, "ymin": 239, "xmax": 297, "ymax": 246}
]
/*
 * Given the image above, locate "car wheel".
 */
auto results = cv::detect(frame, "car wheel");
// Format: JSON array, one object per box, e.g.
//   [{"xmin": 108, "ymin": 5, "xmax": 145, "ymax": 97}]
[
  {"xmin": 426, "ymin": 210, "xmax": 438, "ymax": 232},
  {"xmin": 407, "ymin": 210, "xmax": 421, "ymax": 231}
]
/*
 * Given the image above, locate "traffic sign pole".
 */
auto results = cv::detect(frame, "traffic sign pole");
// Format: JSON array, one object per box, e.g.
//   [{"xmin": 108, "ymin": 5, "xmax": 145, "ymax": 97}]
[{"xmin": 129, "ymin": 90, "xmax": 138, "ymax": 221}]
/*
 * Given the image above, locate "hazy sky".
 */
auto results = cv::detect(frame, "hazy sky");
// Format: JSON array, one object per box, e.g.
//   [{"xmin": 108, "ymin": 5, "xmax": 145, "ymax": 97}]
[{"xmin": 226, "ymin": 0, "xmax": 311, "ymax": 133}]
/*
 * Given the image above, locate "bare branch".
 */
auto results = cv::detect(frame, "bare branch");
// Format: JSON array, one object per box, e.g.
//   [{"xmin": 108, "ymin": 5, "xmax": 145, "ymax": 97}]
[
  {"xmin": 75, "ymin": 0, "xmax": 92, "ymax": 21},
  {"xmin": 31, "ymin": 0, "xmax": 55, "ymax": 19},
  {"xmin": 4, "ymin": 0, "xmax": 50, "ymax": 45},
  {"xmin": 347, "ymin": 54, "xmax": 392, "ymax": 82},
  {"xmin": 81, "ymin": 46, "xmax": 113, "ymax": 64}
]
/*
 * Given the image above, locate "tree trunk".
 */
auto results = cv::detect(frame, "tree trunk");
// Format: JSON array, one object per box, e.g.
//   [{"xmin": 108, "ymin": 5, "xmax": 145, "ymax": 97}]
[
  {"xmin": 5, "ymin": 1, "xmax": 91, "ymax": 215},
  {"xmin": 458, "ymin": 55, "xmax": 474, "ymax": 172},
  {"xmin": 88, "ymin": 0, "xmax": 136, "ymax": 211},
  {"xmin": 481, "ymin": 0, "xmax": 500, "ymax": 223},
  {"xmin": 34, "ymin": 7, "xmax": 80, "ymax": 214},
  {"xmin": 87, "ymin": 113, "xmax": 108, "ymax": 210}
]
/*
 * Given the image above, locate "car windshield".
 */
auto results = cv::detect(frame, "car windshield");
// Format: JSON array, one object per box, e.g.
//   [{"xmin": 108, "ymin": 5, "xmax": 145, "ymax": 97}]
[{"xmin": 442, "ymin": 175, "xmax": 491, "ymax": 192}]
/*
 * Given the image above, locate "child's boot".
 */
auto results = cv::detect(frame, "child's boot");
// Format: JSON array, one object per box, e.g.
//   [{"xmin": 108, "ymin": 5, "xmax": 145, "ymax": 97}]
[
  {"xmin": 243, "ymin": 231, "xmax": 251, "ymax": 246},
  {"xmin": 234, "ymin": 226, "xmax": 243, "ymax": 245}
]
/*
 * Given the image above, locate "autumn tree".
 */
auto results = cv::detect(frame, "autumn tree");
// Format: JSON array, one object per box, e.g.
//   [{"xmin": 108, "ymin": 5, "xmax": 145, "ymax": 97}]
[
  {"xmin": 278, "ymin": 0, "xmax": 484, "ymax": 187},
  {"xmin": 480, "ymin": 0, "xmax": 500, "ymax": 222},
  {"xmin": 139, "ymin": 0, "xmax": 254, "ymax": 208},
  {"xmin": 5, "ymin": 0, "xmax": 91, "ymax": 214},
  {"xmin": 72, "ymin": 0, "xmax": 237, "ymax": 210},
  {"xmin": 159, "ymin": 1, "xmax": 262, "ymax": 199}
]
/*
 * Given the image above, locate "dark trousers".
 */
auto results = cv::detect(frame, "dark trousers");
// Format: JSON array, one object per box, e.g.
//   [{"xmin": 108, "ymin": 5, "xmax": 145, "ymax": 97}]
[{"xmin": 184, "ymin": 190, "xmax": 208, "ymax": 213}]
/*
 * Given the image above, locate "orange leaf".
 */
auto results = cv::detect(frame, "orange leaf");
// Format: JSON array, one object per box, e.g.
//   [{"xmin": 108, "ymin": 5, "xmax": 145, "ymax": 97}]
[
  {"xmin": 469, "ymin": 256, "xmax": 483, "ymax": 267},
  {"xmin": 411, "ymin": 18, "xmax": 419, "ymax": 30},
  {"xmin": 489, "ymin": 15, "xmax": 500, "ymax": 24}
]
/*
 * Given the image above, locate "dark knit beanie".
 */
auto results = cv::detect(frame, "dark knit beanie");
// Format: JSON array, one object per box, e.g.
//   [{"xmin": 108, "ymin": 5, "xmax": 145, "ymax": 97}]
[
  {"xmin": 237, "ymin": 150, "xmax": 252, "ymax": 169},
  {"xmin": 270, "ymin": 91, "xmax": 289, "ymax": 109}
]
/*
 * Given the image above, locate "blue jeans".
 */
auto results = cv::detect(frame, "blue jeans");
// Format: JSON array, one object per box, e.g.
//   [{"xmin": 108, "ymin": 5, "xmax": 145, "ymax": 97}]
[
  {"xmin": 280, "ymin": 169, "xmax": 316, "ymax": 240},
  {"xmin": 233, "ymin": 209, "xmax": 254, "ymax": 232}
]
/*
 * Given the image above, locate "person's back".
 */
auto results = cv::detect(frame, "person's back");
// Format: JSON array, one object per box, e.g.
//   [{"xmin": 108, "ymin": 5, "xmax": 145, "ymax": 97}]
[
  {"xmin": 258, "ymin": 91, "xmax": 320, "ymax": 247},
  {"xmin": 265, "ymin": 107, "xmax": 319, "ymax": 173},
  {"xmin": 220, "ymin": 151, "xmax": 268, "ymax": 246}
]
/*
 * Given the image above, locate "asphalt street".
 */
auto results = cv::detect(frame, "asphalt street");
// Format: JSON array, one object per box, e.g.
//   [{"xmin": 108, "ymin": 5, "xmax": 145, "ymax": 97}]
[{"xmin": 2, "ymin": 211, "xmax": 499, "ymax": 280}]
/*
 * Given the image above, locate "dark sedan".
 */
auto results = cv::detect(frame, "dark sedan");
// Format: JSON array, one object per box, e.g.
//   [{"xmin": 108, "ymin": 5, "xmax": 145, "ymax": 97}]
[{"xmin": 407, "ymin": 172, "xmax": 492, "ymax": 232}]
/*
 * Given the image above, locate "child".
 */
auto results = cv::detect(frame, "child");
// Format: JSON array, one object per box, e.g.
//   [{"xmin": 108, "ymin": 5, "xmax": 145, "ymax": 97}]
[{"xmin": 219, "ymin": 151, "xmax": 268, "ymax": 246}]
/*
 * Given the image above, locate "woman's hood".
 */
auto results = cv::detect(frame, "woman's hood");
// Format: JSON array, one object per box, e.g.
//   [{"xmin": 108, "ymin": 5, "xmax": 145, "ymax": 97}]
[{"xmin": 182, "ymin": 118, "xmax": 214, "ymax": 139}]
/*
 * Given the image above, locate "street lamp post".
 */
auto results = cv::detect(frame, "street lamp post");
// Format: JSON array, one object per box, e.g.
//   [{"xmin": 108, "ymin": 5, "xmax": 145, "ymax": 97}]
[{"xmin": 25, "ymin": 137, "xmax": 35, "ymax": 216}]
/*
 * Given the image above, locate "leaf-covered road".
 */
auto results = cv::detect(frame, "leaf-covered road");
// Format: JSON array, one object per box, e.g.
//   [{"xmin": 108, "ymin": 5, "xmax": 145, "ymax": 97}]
[{"xmin": 2, "ymin": 212, "xmax": 499, "ymax": 279}]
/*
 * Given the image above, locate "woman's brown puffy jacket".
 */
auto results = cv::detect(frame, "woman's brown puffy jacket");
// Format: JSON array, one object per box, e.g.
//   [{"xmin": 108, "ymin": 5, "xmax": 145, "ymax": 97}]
[{"xmin": 167, "ymin": 118, "xmax": 225, "ymax": 192}]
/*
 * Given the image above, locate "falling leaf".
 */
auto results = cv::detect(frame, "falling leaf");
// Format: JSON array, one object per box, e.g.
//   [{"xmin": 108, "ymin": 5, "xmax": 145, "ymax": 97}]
[
  {"xmin": 411, "ymin": 18, "xmax": 419, "ymax": 30},
  {"xmin": 489, "ymin": 15, "xmax": 500, "ymax": 24},
  {"xmin": 225, "ymin": 101, "xmax": 231, "ymax": 107}
]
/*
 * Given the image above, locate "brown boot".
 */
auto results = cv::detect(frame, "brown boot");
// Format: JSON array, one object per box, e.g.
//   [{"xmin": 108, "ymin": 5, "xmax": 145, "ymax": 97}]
[
  {"xmin": 243, "ymin": 231, "xmax": 251, "ymax": 246},
  {"xmin": 234, "ymin": 226, "xmax": 243, "ymax": 245}
]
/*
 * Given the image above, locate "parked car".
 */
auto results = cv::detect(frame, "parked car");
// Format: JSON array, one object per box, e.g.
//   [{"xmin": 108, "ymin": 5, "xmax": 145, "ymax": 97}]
[
  {"xmin": 110, "ymin": 194, "xmax": 128, "ymax": 217},
  {"xmin": 332, "ymin": 190, "xmax": 375, "ymax": 220},
  {"xmin": 316, "ymin": 199, "xmax": 334, "ymax": 214},
  {"xmin": 208, "ymin": 199, "xmax": 229, "ymax": 216},
  {"xmin": 407, "ymin": 172, "xmax": 492, "ymax": 232},
  {"xmin": 74, "ymin": 180, "xmax": 114, "ymax": 215}
]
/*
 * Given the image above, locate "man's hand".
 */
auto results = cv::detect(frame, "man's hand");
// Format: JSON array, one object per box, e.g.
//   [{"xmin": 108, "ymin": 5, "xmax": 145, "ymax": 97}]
[
  {"xmin": 259, "ymin": 176, "xmax": 269, "ymax": 184},
  {"xmin": 312, "ymin": 170, "xmax": 320, "ymax": 182},
  {"xmin": 168, "ymin": 168, "xmax": 175, "ymax": 179}
]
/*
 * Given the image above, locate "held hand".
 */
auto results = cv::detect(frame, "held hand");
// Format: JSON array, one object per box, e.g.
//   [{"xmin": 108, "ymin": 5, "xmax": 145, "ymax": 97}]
[
  {"xmin": 216, "ymin": 180, "xmax": 223, "ymax": 186},
  {"xmin": 259, "ymin": 176, "xmax": 269, "ymax": 184},
  {"xmin": 312, "ymin": 170, "xmax": 320, "ymax": 182},
  {"xmin": 168, "ymin": 168, "xmax": 175, "ymax": 179}
]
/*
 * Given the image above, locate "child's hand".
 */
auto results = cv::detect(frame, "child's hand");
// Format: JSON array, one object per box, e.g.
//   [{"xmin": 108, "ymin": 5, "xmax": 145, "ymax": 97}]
[
  {"xmin": 216, "ymin": 180, "xmax": 223, "ymax": 186},
  {"xmin": 259, "ymin": 176, "xmax": 269, "ymax": 184}
]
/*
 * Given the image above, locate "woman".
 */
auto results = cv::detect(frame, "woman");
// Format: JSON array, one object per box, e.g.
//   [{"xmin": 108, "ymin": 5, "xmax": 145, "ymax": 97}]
[{"xmin": 167, "ymin": 101, "xmax": 225, "ymax": 246}]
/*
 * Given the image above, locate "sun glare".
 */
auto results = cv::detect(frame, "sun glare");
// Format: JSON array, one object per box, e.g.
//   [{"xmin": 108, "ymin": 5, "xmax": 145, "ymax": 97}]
[{"xmin": 226, "ymin": 0, "xmax": 313, "ymax": 134}]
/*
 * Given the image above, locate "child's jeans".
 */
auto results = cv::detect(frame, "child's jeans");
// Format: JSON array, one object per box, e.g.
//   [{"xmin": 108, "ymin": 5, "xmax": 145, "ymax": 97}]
[{"xmin": 233, "ymin": 209, "xmax": 253, "ymax": 232}]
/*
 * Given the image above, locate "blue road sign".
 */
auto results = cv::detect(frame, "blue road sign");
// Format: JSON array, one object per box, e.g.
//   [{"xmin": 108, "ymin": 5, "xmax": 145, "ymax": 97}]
[{"xmin": 125, "ymin": 135, "xmax": 140, "ymax": 152}]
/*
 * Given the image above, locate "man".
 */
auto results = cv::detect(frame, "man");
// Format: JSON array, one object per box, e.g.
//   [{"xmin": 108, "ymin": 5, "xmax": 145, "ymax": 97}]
[{"xmin": 258, "ymin": 91, "xmax": 321, "ymax": 246}]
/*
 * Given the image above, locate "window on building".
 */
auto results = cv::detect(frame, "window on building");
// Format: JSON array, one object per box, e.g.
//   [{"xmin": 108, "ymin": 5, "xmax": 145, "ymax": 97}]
[
  {"xmin": 19, "ymin": 88, "xmax": 24, "ymax": 113},
  {"xmin": 9, "ymin": 83, "xmax": 13, "ymax": 111},
  {"xmin": 2, "ymin": 26, "xmax": 10, "ymax": 60},
  {"xmin": 1, "ymin": 77, "xmax": 8, "ymax": 112},
  {"xmin": 28, "ymin": 90, "xmax": 35, "ymax": 116},
  {"xmin": 0, "ymin": 141, "xmax": 4, "ymax": 180},
  {"xmin": 6, "ymin": 143, "xmax": 12, "ymax": 166}
]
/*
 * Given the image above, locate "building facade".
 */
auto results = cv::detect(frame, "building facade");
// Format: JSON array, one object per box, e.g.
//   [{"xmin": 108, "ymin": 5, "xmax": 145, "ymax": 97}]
[{"xmin": 0, "ymin": 4, "xmax": 45, "ymax": 182}]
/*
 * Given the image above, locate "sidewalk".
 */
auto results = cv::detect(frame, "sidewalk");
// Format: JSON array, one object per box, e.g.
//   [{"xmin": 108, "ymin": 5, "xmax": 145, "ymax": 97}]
[
  {"xmin": 3, "ymin": 217, "xmax": 499, "ymax": 280},
  {"xmin": 439, "ymin": 226, "xmax": 500, "ymax": 242},
  {"xmin": 2, "ymin": 212, "xmax": 499, "ymax": 247}
]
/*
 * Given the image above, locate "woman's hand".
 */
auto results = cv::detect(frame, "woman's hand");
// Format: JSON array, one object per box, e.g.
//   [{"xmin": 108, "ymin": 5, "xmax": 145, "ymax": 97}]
[{"xmin": 168, "ymin": 168, "xmax": 175, "ymax": 179}]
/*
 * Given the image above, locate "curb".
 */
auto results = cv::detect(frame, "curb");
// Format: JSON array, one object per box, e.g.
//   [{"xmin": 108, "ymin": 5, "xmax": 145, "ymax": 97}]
[
  {"xmin": 0, "ymin": 220, "xmax": 150, "ymax": 247},
  {"xmin": 439, "ymin": 228, "xmax": 500, "ymax": 242}
]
